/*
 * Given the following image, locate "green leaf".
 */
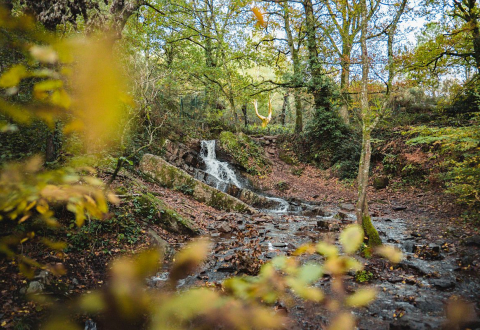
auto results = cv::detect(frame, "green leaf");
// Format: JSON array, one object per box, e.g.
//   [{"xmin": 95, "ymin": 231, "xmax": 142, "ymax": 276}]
[{"xmin": 297, "ymin": 263, "xmax": 323, "ymax": 284}]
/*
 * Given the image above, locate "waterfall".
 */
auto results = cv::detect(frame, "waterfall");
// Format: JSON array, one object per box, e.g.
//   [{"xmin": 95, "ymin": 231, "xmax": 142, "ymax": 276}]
[
  {"xmin": 199, "ymin": 140, "xmax": 292, "ymax": 213},
  {"xmin": 200, "ymin": 140, "xmax": 242, "ymax": 192}
]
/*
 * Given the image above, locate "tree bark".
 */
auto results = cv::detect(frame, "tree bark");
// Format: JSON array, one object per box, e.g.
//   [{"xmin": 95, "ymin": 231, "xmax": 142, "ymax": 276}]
[
  {"xmin": 303, "ymin": 0, "xmax": 331, "ymax": 112},
  {"xmin": 356, "ymin": 0, "xmax": 381, "ymax": 246},
  {"xmin": 283, "ymin": 1, "xmax": 303, "ymax": 133},
  {"xmin": 280, "ymin": 92, "xmax": 289, "ymax": 126}
]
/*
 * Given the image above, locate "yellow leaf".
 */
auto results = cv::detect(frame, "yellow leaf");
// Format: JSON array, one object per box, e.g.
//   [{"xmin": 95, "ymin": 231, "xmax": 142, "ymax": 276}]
[
  {"xmin": 316, "ymin": 242, "xmax": 338, "ymax": 257},
  {"xmin": 340, "ymin": 224, "xmax": 364, "ymax": 254},
  {"xmin": 376, "ymin": 245, "xmax": 403, "ymax": 264},
  {"xmin": 30, "ymin": 45, "xmax": 58, "ymax": 63},
  {"xmin": 0, "ymin": 64, "xmax": 28, "ymax": 88},
  {"xmin": 328, "ymin": 312, "xmax": 355, "ymax": 330},
  {"xmin": 63, "ymin": 119, "xmax": 84, "ymax": 134},
  {"xmin": 252, "ymin": 7, "xmax": 267, "ymax": 28},
  {"xmin": 50, "ymin": 89, "xmax": 71, "ymax": 109},
  {"xmin": 36, "ymin": 201, "xmax": 49, "ymax": 215},
  {"xmin": 345, "ymin": 288, "xmax": 377, "ymax": 307}
]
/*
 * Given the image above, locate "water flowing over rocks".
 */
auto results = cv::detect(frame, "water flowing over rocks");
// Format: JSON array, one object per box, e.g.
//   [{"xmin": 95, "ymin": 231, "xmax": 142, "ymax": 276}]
[{"xmin": 145, "ymin": 139, "xmax": 480, "ymax": 330}]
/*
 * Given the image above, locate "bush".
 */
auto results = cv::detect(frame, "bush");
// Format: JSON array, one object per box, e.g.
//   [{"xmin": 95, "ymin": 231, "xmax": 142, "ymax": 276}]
[{"xmin": 302, "ymin": 110, "xmax": 361, "ymax": 179}]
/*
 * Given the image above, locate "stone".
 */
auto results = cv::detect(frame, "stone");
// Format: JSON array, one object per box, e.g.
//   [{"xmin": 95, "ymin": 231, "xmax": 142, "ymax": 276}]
[
  {"xmin": 392, "ymin": 205, "xmax": 407, "ymax": 211},
  {"xmin": 339, "ymin": 203, "xmax": 355, "ymax": 211},
  {"xmin": 464, "ymin": 235, "xmax": 480, "ymax": 247},
  {"xmin": 85, "ymin": 319, "xmax": 98, "ymax": 330},
  {"xmin": 26, "ymin": 281, "xmax": 44, "ymax": 294},
  {"xmin": 431, "ymin": 278, "xmax": 455, "ymax": 290},
  {"xmin": 217, "ymin": 222, "xmax": 232, "ymax": 233},
  {"xmin": 140, "ymin": 154, "xmax": 255, "ymax": 214},
  {"xmin": 302, "ymin": 207, "xmax": 326, "ymax": 217},
  {"xmin": 373, "ymin": 176, "xmax": 389, "ymax": 189}
]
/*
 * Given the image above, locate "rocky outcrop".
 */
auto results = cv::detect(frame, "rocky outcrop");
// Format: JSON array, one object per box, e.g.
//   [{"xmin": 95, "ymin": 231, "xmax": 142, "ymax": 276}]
[
  {"xmin": 136, "ymin": 193, "xmax": 200, "ymax": 235},
  {"xmin": 140, "ymin": 154, "xmax": 256, "ymax": 214},
  {"xmin": 163, "ymin": 139, "xmax": 201, "ymax": 174}
]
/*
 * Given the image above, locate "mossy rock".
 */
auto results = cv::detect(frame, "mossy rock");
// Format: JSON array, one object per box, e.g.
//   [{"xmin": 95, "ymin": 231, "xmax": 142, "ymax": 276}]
[
  {"xmin": 134, "ymin": 193, "xmax": 199, "ymax": 235},
  {"xmin": 362, "ymin": 215, "xmax": 382, "ymax": 247},
  {"xmin": 219, "ymin": 131, "xmax": 271, "ymax": 176},
  {"xmin": 373, "ymin": 176, "xmax": 389, "ymax": 190},
  {"xmin": 279, "ymin": 150, "xmax": 298, "ymax": 165},
  {"xmin": 139, "ymin": 154, "xmax": 256, "ymax": 214}
]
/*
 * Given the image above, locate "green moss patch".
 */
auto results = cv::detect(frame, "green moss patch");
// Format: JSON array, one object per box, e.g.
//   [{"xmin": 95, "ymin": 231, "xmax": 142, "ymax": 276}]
[{"xmin": 219, "ymin": 132, "xmax": 271, "ymax": 176}]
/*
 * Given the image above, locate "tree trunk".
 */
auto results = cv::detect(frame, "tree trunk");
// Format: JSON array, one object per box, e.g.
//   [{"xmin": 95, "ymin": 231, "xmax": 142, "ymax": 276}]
[
  {"xmin": 241, "ymin": 103, "xmax": 248, "ymax": 128},
  {"xmin": 280, "ymin": 92, "xmax": 289, "ymax": 126},
  {"xmin": 339, "ymin": 43, "xmax": 352, "ymax": 125},
  {"xmin": 294, "ymin": 91, "xmax": 303, "ymax": 133},
  {"xmin": 356, "ymin": 0, "xmax": 381, "ymax": 246},
  {"xmin": 45, "ymin": 130, "xmax": 56, "ymax": 163},
  {"xmin": 283, "ymin": 1, "xmax": 303, "ymax": 133}
]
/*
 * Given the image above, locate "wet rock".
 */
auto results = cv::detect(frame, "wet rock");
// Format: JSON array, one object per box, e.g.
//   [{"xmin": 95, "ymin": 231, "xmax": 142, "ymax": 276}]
[
  {"xmin": 392, "ymin": 205, "xmax": 407, "ymax": 211},
  {"xmin": 316, "ymin": 219, "xmax": 340, "ymax": 231},
  {"xmin": 464, "ymin": 235, "xmax": 480, "ymax": 247},
  {"xmin": 403, "ymin": 241, "xmax": 416, "ymax": 253},
  {"xmin": 387, "ymin": 276, "xmax": 403, "ymax": 283},
  {"xmin": 410, "ymin": 232, "xmax": 425, "ymax": 238},
  {"xmin": 399, "ymin": 260, "xmax": 434, "ymax": 276},
  {"xmin": 35, "ymin": 270, "xmax": 52, "ymax": 286},
  {"xmin": 85, "ymin": 319, "xmax": 97, "ymax": 330},
  {"xmin": 218, "ymin": 222, "xmax": 232, "ymax": 233},
  {"xmin": 226, "ymin": 184, "xmax": 241, "ymax": 197},
  {"xmin": 390, "ymin": 315, "xmax": 439, "ymax": 330},
  {"xmin": 415, "ymin": 298, "xmax": 443, "ymax": 313},
  {"xmin": 431, "ymin": 278, "xmax": 455, "ymax": 290},
  {"xmin": 266, "ymin": 251, "xmax": 286, "ymax": 259},
  {"xmin": 339, "ymin": 203, "xmax": 355, "ymax": 211},
  {"xmin": 26, "ymin": 281, "xmax": 44, "ymax": 294},
  {"xmin": 302, "ymin": 207, "xmax": 326, "ymax": 217},
  {"xmin": 272, "ymin": 242, "xmax": 287, "ymax": 248}
]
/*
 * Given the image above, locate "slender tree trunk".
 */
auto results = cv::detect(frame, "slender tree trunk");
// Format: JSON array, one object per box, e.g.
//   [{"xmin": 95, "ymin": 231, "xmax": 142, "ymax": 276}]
[
  {"xmin": 280, "ymin": 92, "xmax": 289, "ymax": 126},
  {"xmin": 45, "ymin": 131, "xmax": 56, "ymax": 163},
  {"xmin": 339, "ymin": 44, "xmax": 352, "ymax": 124},
  {"xmin": 241, "ymin": 103, "xmax": 248, "ymax": 128},
  {"xmin": 283, "ymin": 1, "xmax": 303, "ymax": 133},
  {"xmin": 356, "ymin": 0, "xmax": 381, "ymax": 246},
  {"xmin": 294, "ymin": 92, "xmax": 303, "ymax": 133},
  {"xmin": 387, "ymin": 0, "xmax": 407, "ymax": 91}
]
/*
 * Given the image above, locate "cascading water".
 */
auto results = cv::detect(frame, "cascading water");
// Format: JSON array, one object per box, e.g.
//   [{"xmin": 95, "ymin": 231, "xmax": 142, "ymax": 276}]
[
  {"xmin": 199, "ymin": 140, "xmax": 293, "ymax": 213},
  {"xmin": 200, "ymin": 140, "xmax": 242, "ymax": 192}
]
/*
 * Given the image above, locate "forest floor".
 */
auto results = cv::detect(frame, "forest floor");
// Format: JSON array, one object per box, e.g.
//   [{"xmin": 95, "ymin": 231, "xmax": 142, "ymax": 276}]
[{"xmin": 1, "ymin": 138, "xmax": 480, "ymax": 329}]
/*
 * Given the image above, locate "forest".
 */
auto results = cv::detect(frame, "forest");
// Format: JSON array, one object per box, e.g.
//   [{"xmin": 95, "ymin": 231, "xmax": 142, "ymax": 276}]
[{"xmin": 0, "ymin": 0, "xmax": 479, "ymax": 329}]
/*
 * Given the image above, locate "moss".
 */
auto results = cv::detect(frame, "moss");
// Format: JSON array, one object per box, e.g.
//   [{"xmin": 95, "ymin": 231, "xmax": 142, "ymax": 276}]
[
  {"xmin": 219, "ymin": 131, "xmax": 271, "ymax": 176},
  {"xmin": 355, "ymin": 270, "xmax": 374, "ymax": 283},
  {"xmin": 134, "ymin": 193, "xmax": 199, "ymax": 235},
  {"xmin": 362, "ymin": 215, "xmax": 382, "ymax": 247},
  {"xmin": 279, "ymin": 150, "xmax": 298, "ymax": 165},
  {"xmin": 140, "ymin": 154, "xmax": 254, "ymax": 214}
]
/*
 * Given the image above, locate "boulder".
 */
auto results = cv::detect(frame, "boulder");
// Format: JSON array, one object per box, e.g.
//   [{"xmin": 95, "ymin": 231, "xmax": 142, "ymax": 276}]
[
  {"xmin": 140, "ymin": 154, "xmax": 255, "ymax": 214},
  {"xmin": 339, "ymin": 203, "xmax": 355, "ymax": 211},
  {"xmin": 373, "ymin": 176, "xmax": 389, "ymax": 189}
]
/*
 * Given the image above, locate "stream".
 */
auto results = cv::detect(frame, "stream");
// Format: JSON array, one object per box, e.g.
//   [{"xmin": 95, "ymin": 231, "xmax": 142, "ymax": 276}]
[{"xmin": 149, "ymin": 140, "xmax": 480, "ymax": 330}]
